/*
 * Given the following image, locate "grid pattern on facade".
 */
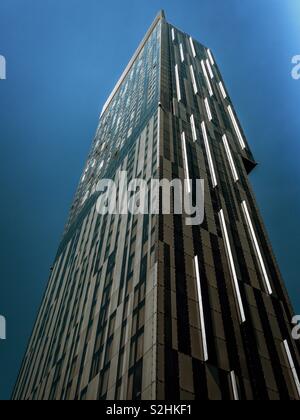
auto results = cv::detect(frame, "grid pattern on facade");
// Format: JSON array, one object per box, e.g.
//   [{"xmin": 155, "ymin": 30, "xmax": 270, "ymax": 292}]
[
  {"xmin": 13, "ymin": 12, "xmax": 300, "ymax": 400},
  {"xmin": 156, "ymin": 20, "xmax": 300, "ymax": 400},
  {"xmin": 13, "ymin": 17, "xmax": 162, "ymax": 401}
]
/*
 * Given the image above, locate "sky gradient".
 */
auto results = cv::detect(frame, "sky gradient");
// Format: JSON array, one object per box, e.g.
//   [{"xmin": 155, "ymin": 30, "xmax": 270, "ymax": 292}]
[{"xmin": 0, "ymin": 0, "xmax": 299, "ymax": 400}]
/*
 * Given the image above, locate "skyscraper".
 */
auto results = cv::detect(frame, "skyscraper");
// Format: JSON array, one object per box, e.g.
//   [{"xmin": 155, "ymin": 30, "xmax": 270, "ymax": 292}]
[{"xmin": 13, "ymin": 10, "xmax": 300, "ymax": 400}]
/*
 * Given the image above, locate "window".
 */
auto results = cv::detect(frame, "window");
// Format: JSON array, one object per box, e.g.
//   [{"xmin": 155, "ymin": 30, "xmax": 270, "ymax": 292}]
[
  {"xmin": 179, "ymin": 43, "xmax": 185, "ymax": 63},
  {"xmin": 218, "ymin": 209, "xmax": 246, "ymax": 323},
  {"xmin": 127, "ymin": 127, "xmax": 132, "ymax": 138},
  {"xmin": 189, "ymin": 37, "xmax": 196, "ymax": 57},
  {"xmin": 207, "ymin": 49, "xmax": 215, "ymax": 66},
  {"xmin": 190, "ymin": 65, "xmax": 198, "ymax": 95},
  {"xmin": 172, "ymin": 28, "xmax": 175, "ymax": 42},
  {"xmin": 175, "ymin": 65, "xmax": 182, "ymax": 102},
  {"xmin": 222, "ymin": 134, "xmax": 239, "ymax": 182},
  {"xmin": 204, "ymin": 97, "xmax": 213, "ymax": 121},
  {"xmin": 219, "ymin": 81, "xmax": 227, "ymax": 99},
  {"xmin": 80, "ymin": 387, "xmax": 88, "ymax": 401},
  {"xmin": 241, "ymin": 201, "xmax": 273, "ymax": 295},
  {"xmin": 90, "ymin": 350, "xmax": 101, "ymax": 380},
  {"xmin": 201, "ymin": 60, "xmax": 213, "ymax": 97},
  {"xmin": 82, "ymin": 190, "xmax": 90, "ymax": 205},
  {"xmin": 181, "ymin": 132, "xmax": 191, "ymax": 193},
  {"xmin": 230, "ymin": 371, "xmax": 239, "ymax": 400},
  {"xmin": 227, "ymin": 105, "xmax": 246, "ymax": 150},
  {"xmin": 206, "ymin": 59, "xmax": 214, "ymax": 79},
  {"xmin": 99, "ymin": 367, "xmax": 110, "ymax": 399},
  {"xmin": 190, "ymin": 115, "xmax": 197, "ymax": 142},
  {"xmin": 129, "ymin": 331, "xmax": 144, "ymax": 369},
  {"xmin": 283, "ymin": 340, "xmax": 300, "ymax": 398},
  {"xmin": 201, "ymin": 122, "xmax": 218, "ymax": 188},
  {"xmin": 194, "ymin": 256, "xmax": 208, "ymax": 362}
]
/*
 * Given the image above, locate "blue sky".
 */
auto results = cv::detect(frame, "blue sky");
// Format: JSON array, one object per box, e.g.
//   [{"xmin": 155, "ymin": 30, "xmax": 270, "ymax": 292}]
[{"xmin": 0, "ymin": 0, "xmax": 299, "ymax": 400}]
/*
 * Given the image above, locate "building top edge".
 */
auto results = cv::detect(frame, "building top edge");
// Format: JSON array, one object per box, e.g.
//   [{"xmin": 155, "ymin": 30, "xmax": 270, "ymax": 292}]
[{"xmin": 100, "ymin": 11, "xmax": 164, "ymax": 118}]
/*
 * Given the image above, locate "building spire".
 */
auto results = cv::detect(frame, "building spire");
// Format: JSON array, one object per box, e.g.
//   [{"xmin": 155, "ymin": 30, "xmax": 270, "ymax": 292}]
[{"xmin": 159, "ymin": 9, "xmax": 166, "ymax": 20}]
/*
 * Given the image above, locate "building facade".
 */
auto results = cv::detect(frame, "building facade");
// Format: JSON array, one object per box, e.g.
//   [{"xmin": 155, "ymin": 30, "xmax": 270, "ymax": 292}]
[{"xmin": 13, "ymin": 11, "xmax": 300, "ymax": 400}]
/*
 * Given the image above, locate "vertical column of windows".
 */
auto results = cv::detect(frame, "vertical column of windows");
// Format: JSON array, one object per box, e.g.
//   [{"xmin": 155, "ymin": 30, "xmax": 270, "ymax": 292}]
[
  {"xmin": 222, "ymin": 134, "xmax": 239, "ymax": 182},
  {"xmin": 189, "ymin": 37, "xmax": 196, "ymax": 58},
  {"xmin": 241, "ymin": 201, "xmax": 273, "ymax": 295},
  {"xmin": 201, "ymin": 60, "xmax": 213, "ymax": 97},
  {"xmin": 204, "ymin": 97, "xmax": 213, "ymax": 121},
  {"xmin": 207, "ymin": 49, "xmax": 215, "ymax": 66},
  {"xmin": 175, "ymin": 65, "xmax": 182, "ymax": 102},
  {"xmin": 218, "ymin": 209, "xmax": 246, "ymax": 324},
  {"xmin": 228, "ymin": 105, "xmax": 246, "ymax": 150},
  {"xmin": 190, "ymin": 115, "xmax": 197, "ymax": 142},
  {"xmin": 194, "ymin": 256, "xmax": 209, "ymax": 362},
  {"xmin": 219, "ymin": 81, "xmax": 227, "ymax": 99},
  {"xmin": 181, "ymin": 132, "xmax": 191, "ymax": 194},
  {"xmin": 206, "ymin": 59, "xmax": 214, "ymax": 79},
  {"xmin": 230, "ymin": 371, "xmax": 240, "ymax": 400},
  {"xmin": 201, "ymin": 122, "xmax": 218, "ymax": 188},
  {"xmin": 283, "ymin": 340, "xmax": 300, "ymax": 399},
  {"xmin": 190, "ymin": 65, "xmax": 198, "ymax": 95}
]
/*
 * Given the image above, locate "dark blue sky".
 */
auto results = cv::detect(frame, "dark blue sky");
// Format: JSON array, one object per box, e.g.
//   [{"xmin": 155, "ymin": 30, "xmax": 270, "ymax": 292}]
[{"xmin": 0, "ymin": 0, "xmax": 299, "ymax": 400}]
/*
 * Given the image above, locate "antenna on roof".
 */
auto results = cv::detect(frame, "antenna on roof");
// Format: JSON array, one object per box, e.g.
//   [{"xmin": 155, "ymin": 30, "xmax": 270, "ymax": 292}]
[{"xmin": 159, "ymin": 10, "xmax": 166, "ymax": 20}]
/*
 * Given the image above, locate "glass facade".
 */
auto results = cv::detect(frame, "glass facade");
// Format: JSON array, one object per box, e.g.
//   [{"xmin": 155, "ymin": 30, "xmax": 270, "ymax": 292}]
[{"xmin": 13, "ymin": 11, "xmax": 300, "ymax": 400}]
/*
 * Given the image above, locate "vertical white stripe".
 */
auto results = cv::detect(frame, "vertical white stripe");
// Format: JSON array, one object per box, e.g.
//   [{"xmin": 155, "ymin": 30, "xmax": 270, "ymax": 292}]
[
  {"xmin": 227, "ymin": 105, "xmax": 246, "ymax": 150},
  {"xmin": 190, "ymin": 115, "xmax": 197, "ymax": 142},
  {"xmin": 230, "ymin": 371, "xmax": 240, "ymax": 401},
  {"xmin": 182, "ymin": 132, "xmax": 191, "ymax": 194},
  {"xmin": 204, "ymin": 97, "xmax": 213, "ymax": 121},
  {"xmin": 206, "ymin": 59, "xmax": 214, "ymax": 79},
  {"xmin": 201, "ymin": 60, "xmax": 213, "ymax": 97},
  {"xmin": 172, "ymin": 28, "xmax": 175, "ymax": 41},
  {"xmin": 179, "ymin": 43, "xmax": 185, "ymax": 62},
  {"xmin": 219, "ymin": 81, "xmax": 227, "ymax": 99},
  {"xmin": 207, "ymin": 49, "xmax": 215, "ymax": 65},
  {"xmin": 190, "ymin": 37, "xmax": 196, "ymax": 57},
  {"xmin": 201, "ymin": 122, "xmax": 218, "ymax": 188},
  {"xmin": 241, "ymin": 201, "xmax": 273, "ymax": 295},
  {"xmin": 283, "ymin": 340, "xmax": 300, "ymax": 398},
  {"xmin": 172, "ymin": 99, "xmax": 176, "ymax": 116},
  {"xmin": 190, "ymin": 65, "xmax": 198, "ymax": 95},
  {"xmin": 194, "ymin": 256, "xmax": 209, "ymax": 362},
  {"xmin": 222, "ymin": 135, "xmax": 239, "ymax": 182},
  {"xmin": 175, "ymin": 65, "xmax": 182, "ymax": 102},
  {"xmin": 218, "ymin": 209, "xmax": 246, "ymax": 324}
]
